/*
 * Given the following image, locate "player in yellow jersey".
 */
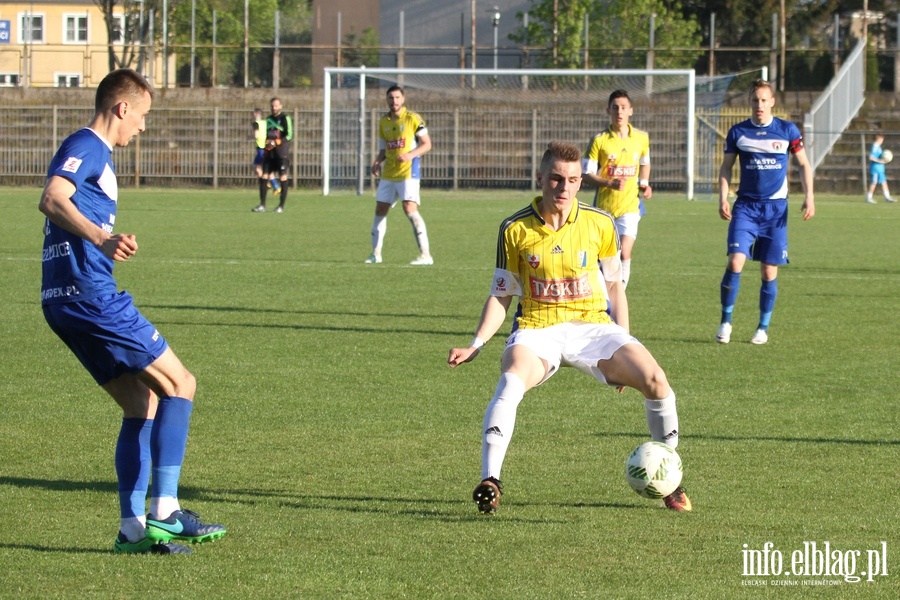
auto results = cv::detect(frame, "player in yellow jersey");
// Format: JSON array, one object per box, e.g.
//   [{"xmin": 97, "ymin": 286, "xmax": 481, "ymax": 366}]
[
  {"xmin": 582, "ymin": 90, "xmax": 652, "ymax": 288},
  {"xmin": 448, "ymin": 142, "xmax": 691, "ymax": 515},
  {"xmin": 367, "ymin": 85, "xmax": 433, "ymax": 265}
]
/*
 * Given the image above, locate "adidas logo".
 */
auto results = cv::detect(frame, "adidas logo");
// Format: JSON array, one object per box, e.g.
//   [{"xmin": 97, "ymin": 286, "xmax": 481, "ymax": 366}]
[
  {"xmin": 551, "ymin": 245, "xmax": 564, "ymax": 254},
  {"xmin": 662, "ymin": 429, "xmax": 678, "ymax": 441},
  {"xmin": 485, "ymin": 426, "xmax": 504, "ymax": 438}
]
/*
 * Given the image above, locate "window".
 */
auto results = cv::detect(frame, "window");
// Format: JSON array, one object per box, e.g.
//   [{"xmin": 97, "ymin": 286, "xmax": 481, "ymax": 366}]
[
  {"xmin": 0, "ymin": 73, "xmax": 20, "ymax": 87},
  {"xmin": 17, "ymin": 13, "xmax": 44, "ymax": 44},
  {"xmin": 64, "ymin": 15, "xmax": 88, "ymax": 44},
  {"xmin": 111, "ymin": 15, "xmax": 125, "ymax": 44},
  {"xmin": 56, "ymin": 74, "xmax": 82, "ymax": 88}
]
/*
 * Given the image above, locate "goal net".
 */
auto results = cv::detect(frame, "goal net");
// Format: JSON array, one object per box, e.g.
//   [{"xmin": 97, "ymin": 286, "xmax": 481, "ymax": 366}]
[{"xmin": 322, "ymin": 67, "xmax": 738, "ymax": 199}]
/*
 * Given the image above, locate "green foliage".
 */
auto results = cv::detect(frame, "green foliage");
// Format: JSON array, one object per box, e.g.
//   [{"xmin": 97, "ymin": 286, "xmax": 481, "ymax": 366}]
[
  {"xmin": 867, "ymin": 39, "xmax": 881, "ymax": 92},
  {"xmin": 2, "ymin": 189, "xmax": 898, "ymax": 597},
  {"xmin": 342, "ymin": 27, "xmax": 380, "ymax": 68},
  {"xmin": 510, "ymin": 0, "xmax": 702, "ymax": 69},
  {"xmin": 166, "ymin": 0, "xmax": 312, "ymax": 86}
]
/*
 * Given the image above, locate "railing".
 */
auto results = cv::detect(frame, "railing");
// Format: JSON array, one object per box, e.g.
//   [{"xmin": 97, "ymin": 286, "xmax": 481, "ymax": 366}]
[
  {"xmin": 0, "ymin": 103, "xmax": 792, "ymax": 194},
  {"xmin": 802, "ymin": 40, "xmax": 866, "ymax": 172}
]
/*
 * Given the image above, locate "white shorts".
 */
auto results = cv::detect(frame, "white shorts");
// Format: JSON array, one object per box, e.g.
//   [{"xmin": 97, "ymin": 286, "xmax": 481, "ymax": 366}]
[
  {"xmin": 505, "ymin": 321, "xmax": 642, "ymax": 386},
  {"xmin": 614, "ymin": 212, "xmax": 641, "ymax": 239},
  {"xmin": 376, "ymin": 179, "xmax": 421, "ymax": 206}
]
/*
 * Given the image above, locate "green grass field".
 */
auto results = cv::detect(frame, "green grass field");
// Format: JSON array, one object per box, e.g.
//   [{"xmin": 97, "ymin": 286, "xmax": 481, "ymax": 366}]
[{"xmin": 1, "ymin": 187, "xmax": 898, "ymax": 598}]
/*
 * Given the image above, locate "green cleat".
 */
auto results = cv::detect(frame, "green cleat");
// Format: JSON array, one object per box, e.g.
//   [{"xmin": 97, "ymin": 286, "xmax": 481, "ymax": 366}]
[{"xmin": 146, "ymin": 509, "xmax": 227, "ymax": 544}]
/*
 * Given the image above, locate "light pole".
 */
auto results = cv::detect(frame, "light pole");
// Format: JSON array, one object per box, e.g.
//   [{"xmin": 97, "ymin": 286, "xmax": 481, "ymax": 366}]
[{"xmin": 489, "ymin": 6, "xmax": 500, "ymax": 71}]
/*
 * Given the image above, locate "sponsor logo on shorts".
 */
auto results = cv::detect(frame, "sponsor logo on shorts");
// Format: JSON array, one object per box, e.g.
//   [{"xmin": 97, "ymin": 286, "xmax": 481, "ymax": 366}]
[{"xmin": 41, "ymin": 286, "xmax": 79, "ymax": 300}]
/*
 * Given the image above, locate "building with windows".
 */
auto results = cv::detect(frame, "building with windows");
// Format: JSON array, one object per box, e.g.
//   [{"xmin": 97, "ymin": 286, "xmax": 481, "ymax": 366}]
[{"xmin": 0, "ymin": 0, "xmax": 170, "ymax": 87}]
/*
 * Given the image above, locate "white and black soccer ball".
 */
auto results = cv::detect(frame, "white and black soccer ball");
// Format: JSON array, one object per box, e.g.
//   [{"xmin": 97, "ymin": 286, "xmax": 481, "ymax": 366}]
[
  {"xmin": 625, "ymin": 441, "xmax": 683, "ymax": 499},
  {"xmin": 883, "ymin": 149, "xmax": 893, "ymax": 164}
]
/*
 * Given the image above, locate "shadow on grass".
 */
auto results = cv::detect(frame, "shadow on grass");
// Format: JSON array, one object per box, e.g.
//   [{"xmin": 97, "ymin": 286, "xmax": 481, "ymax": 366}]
[
  {"xmin": 139, "ymin": 303, "xmax": 471, "ymax": 322},
  {"xmin": 595, "ymin": 431, "xmax": 900, "ymax": 446},
  {"xmin": 0, "ymin": 477, "xmax": 641, "ymax": 526},
  {"xmin": 0, "ymin": 542, "xmax": 111, "ymax": 555},
  {"xmin": 150, "ymin": 319, "xmax": 469, "ymax": 338}
]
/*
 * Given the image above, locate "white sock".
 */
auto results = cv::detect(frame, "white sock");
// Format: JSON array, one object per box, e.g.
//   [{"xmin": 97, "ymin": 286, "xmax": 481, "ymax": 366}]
[
  {"xmin": 645, "ymin": 392, "xmax": 679, "ymax": 449},
  {"xmin": 406, "ymin": 211, "xmax": 430, "ymax": 256},
  {"xmin": 148, "ymin": 497, "xmax": 181, "ymax": 520},
  {"xmin": 120, "ymin": 516, "xmax": 146, "ymax": 542},
  {"xmin": 621, "ymin": 258, "xmax": 632, "ymax": 289},
  {"xmin": 482, "ymin": 373, "xmax": 527, "ymax": 480},
  {"xmin": 371, "ymin": 215, "xmax": 386, "ymax": 256}
]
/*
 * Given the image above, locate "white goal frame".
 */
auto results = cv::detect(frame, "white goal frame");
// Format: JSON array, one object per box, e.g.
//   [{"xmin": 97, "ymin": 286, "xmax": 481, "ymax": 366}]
[{"xmin": 322, "ymin": 67, "xmax": 696, "ymax": 198}]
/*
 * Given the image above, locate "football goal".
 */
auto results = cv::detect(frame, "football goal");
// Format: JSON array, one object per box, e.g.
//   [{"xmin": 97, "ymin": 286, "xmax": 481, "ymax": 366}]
[{"xmin": 322, "ymin": 67, "xmax": 738, "ymax": 199}]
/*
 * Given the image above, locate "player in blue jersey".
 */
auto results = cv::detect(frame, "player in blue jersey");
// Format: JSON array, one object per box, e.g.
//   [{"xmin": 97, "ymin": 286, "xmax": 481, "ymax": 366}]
[
  {"xmin": 865, "ymin": 133, "xmax": 895, "ymax": 204},
  {"xmin": 717, "ymin": 79, "xmax": 815, "ymax": 345},
  {"xmin": 39, "ymin": 69, "xmax": 226, "ymax": 555}
]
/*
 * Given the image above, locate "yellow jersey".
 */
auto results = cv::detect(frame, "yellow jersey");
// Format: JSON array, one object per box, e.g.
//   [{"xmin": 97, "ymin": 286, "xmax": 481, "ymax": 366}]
[
  {"xmin": 491, "ymin": 198, "xmax": 620, "ymax": 329},
  {"xmin": 583, "ymin": 123, "xmax": 650, "ymax": 217},
  {"xmin": 378, "ymin": 107, "xmax": 427, "ymax": 181}
]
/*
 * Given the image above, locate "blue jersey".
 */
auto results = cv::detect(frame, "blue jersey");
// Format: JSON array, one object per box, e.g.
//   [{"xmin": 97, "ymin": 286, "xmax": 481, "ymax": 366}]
[
  {"xmin": 869, "ymin": 143, "xmax": 886, "ymax": 176},
  {"xmin": 724, "ymin": 117, "xmax": 804, "ymax": 201},
  {"xmin": 41, "ymin": 128, "xmax": 119, "ymax": 305}
]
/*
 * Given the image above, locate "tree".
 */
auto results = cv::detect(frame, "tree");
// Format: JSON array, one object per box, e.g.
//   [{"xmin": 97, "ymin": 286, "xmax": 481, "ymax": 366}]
[
  {"xmin": 167, "ymin": 0, "xmax": 312, "ymax": 87},
  {"xmin": 509, "ymin": 0, "xmax": 702, "ymax": 70},
  {"xmin": 682, "ymin": 0, "xmax": 844, "ymax": 87},
  {"xmin": 342, "ymin": 27, "xmax": 380, "ymax": 68},
  {"xmin": 93, "ymin": 0, "xmax": 157, "ymax": 72}
]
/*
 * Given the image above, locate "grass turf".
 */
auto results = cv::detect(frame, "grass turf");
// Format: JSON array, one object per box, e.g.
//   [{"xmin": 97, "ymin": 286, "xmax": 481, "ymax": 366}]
[{"xmin": 0, "ymin": 187, "xmax": 897, "ymax": 598}]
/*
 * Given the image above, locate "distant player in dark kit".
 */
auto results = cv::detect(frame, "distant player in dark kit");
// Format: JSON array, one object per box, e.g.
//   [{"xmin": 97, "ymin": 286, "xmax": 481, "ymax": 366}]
[{"xmin": 254, "ymin": 96, "xmax": 293, "ymax": 213}]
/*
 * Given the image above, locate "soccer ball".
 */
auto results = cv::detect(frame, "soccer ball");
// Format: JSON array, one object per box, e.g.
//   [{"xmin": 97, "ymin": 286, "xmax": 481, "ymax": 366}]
[
  {"xmin": 883, "ymin": 149, "xmax": 893, "ymax": 163},
  {"xmin": 625, "ymin": 441, "xmax": 683, "ymax": 499}
]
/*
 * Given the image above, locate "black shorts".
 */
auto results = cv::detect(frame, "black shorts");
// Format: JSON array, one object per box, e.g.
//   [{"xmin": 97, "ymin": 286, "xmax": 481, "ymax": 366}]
[{"xmin": 262, "ymin": 151, "xmax": 290, "ymax": 175}]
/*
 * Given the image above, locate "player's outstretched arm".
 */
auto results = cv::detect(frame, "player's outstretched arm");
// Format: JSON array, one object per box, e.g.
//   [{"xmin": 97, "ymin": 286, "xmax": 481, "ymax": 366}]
[{"xmin": 448, "ymin": 295, "xmax": 512, "ymax": 368}]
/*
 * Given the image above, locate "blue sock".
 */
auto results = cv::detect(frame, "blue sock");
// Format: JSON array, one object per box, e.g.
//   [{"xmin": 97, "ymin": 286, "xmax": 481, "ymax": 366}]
[
  {"xmin": 150, "ymin": 397, "xmax": 193, "ymax": 504},
  {"xmin": 720, "ymin": 270, "xmax": 741, "ymax": 323},
  {"xmin": 758, "ymin": 279, "xmax": 778, "ymax": 331},
  {"xmin": 271, "ymin": 178, "xmax": 280, "ymax": 191},
  {"xmin": 116, "ymin": 418, "xmax": 152, "ymax": 519}
]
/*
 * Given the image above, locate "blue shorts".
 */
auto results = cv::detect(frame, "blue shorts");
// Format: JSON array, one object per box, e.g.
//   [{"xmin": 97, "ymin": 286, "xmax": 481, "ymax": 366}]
[
  {"xmin": 253, "ymin": 148, "xmax": 264, "ymax": 166},
  {"xmin": 43, "ymin": 291, "xmax": 168, "ymax": 385},
  {"xmin": 870, "ymin": 166, "xmax": 887, "ymax": 185},
  {"xmin": 726, "ymin": 199, "xmax": 789, "ymax": 265}
]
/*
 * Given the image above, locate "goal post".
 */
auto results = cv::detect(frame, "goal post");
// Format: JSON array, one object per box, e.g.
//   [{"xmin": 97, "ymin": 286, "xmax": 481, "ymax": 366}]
[{"xmin": 322, "ymin": 67, "xmax": 698, "ymax": 198}]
